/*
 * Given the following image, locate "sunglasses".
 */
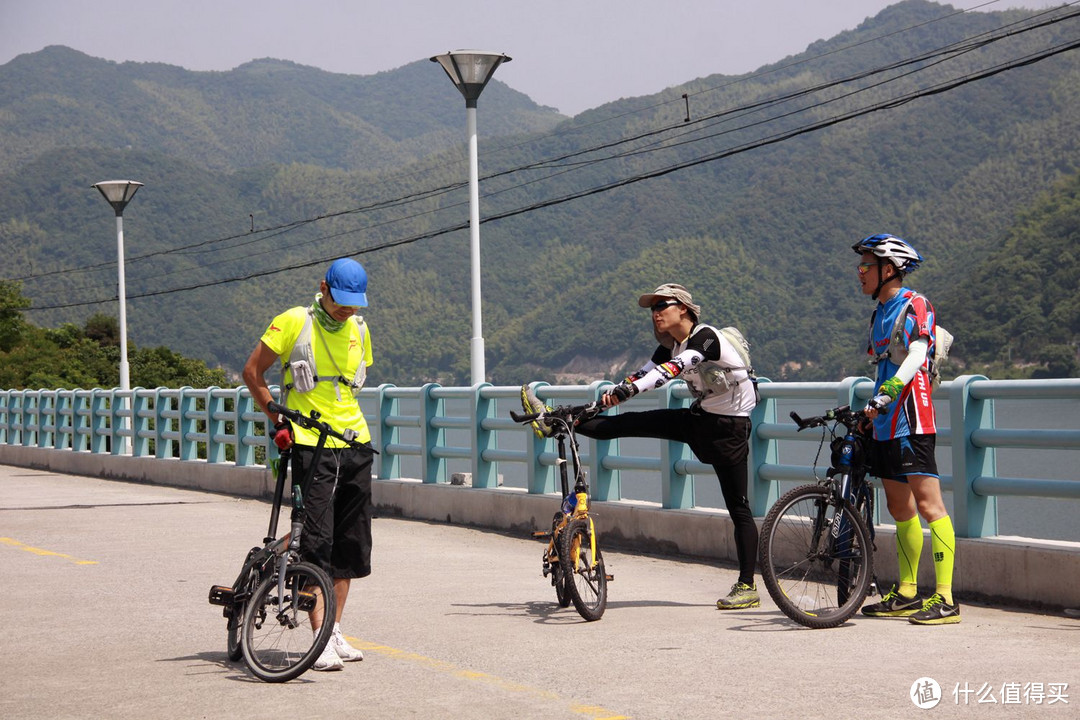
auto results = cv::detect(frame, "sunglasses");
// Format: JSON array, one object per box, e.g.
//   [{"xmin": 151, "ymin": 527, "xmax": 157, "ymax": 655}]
[
  {"xmin": 857, "ymin": 262, "xmax": 877, "ymax": 275},
  {"xmin": 650, "ymin": 299, "xmax": 680, "ymax": 312}
]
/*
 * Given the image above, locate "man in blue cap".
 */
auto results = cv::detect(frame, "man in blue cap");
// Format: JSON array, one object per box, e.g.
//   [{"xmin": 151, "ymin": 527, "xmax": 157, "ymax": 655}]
[{"xmin": 243, "ymin": 258, "xmax": 375, "ymax": 670}]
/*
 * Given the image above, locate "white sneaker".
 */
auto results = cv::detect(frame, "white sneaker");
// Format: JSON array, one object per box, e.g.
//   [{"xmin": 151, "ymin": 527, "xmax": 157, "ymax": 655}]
[
  {"xmin": 331, "ymin": 625, "xmax": 364, "ymax": 662},
  {"xmin": 312, "ymin": 639, "xmax": 344, "ymax": 671}
]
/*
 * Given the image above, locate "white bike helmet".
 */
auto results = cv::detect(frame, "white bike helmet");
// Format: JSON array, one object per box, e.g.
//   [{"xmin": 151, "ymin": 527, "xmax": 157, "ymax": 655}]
[{"xmin": 851, "ymin": 233, "xmax": 923, "ymax": 273}]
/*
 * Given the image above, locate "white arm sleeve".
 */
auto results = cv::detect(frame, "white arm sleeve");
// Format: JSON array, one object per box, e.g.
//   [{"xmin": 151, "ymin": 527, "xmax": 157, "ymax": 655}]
[
  {"xmin": 893, "ymin": 338, "xmax": 928, "ymax": 386},
  {"xmin": 628, "ymin": 350, "xmax": 704, "ymax": 394}
]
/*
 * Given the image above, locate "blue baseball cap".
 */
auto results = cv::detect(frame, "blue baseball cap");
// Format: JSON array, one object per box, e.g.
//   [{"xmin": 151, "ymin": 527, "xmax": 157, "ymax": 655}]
[{"xmin": 324, "ymin": 258, "xmax": 368, "ymax": 307}]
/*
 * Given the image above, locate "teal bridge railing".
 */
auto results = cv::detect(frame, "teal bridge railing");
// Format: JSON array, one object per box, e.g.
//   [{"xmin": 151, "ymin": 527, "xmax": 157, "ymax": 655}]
[{"xmin": 1, "ymin": 376, "xmax": 1078, "ymax": 539}]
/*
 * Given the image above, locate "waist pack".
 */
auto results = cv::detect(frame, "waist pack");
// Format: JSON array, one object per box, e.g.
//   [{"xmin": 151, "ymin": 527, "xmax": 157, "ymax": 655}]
[{"xmin": 869, "ymin": 293, "xmax": 953, "ymax": 387}]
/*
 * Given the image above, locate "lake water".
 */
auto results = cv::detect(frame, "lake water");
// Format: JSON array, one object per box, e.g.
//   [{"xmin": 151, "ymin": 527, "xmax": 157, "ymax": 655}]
[{"xmin": 368, "ymin": 396, "xmax": 1080, "ymax": 543}]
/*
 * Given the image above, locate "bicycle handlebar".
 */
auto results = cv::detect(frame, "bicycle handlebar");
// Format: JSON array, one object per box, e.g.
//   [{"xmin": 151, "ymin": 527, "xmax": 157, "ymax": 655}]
[
  {"xmin": 790, "ymin": 405, "xmax": 868, "ymax": 433},
  {"xmin": 268, "ymin": 401, "xmax": 371, "ymax": 451},
  {"xmin": 510, "ymin": 401, "xmax": 602, "ymax": 427}
]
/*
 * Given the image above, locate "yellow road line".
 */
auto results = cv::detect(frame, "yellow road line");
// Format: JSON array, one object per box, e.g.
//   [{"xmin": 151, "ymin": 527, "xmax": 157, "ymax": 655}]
[
  {"xmin": 348, "ymin": 638, "xmax": 630, "ymax": 719},
  {"xmin": 0, "ymin": 537, "xmax": 98, "ymax": 565}
]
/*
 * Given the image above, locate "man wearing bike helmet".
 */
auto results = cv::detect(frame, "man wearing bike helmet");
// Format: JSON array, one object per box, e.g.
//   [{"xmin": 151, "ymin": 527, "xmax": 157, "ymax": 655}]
[
  {"xmin": 243, "ymin": 257, "xmax": 377, "ymax": 669},
  {"xmin": 522, "ymin": 283, "xmax": 760, "ymax": 610},
  {"xmin": 853, "ymin": 234, "xmax": 960, "ymax": 625}
]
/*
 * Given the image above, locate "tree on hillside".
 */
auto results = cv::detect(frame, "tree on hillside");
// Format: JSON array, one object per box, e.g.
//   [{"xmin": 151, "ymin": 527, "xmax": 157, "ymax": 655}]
[
  {"xmin": 0, "ymin": 280, "xmax": 29, "ymax": 352},
  {"xmin": 84, "ymin": 313, "xmax": 120, "ymax": 346},
  {"xmin": 0, "ymin": 283, "xmax": 227, "ymax": 390}
]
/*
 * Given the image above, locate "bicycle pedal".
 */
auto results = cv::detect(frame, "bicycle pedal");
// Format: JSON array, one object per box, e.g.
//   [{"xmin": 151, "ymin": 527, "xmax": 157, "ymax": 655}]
[
  {"xmin": 296, "ymin": 590, "xmax": 318, "ymax": 612},
  {"xmin": 531, "ymin": 530, "xmax": 552, "ymax": 540},
  {"xmin": 208, "ymin": 585, "xmax": 234, "ymax": 606},
  {"xmin": 605, "ymin": 574, "xmax": 615, "ymax": 582}
]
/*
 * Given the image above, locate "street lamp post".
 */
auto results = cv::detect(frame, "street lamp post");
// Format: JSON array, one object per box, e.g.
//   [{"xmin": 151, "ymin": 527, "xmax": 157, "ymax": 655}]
[
  {"xmin": 431, "ymin": 50, "xmax": 511, "ymax": 385},
  {"xmin": 92, "ymin": 179, "xmax": 143, "ymax": 453}
]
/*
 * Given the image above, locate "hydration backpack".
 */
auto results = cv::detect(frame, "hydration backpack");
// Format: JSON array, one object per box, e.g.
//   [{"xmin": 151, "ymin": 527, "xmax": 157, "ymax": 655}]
[
  {"xmin": 697, "ymin": 325, "xmax": 760, "ymax": 403},
  {"xmin": 281, "ymin": 308, "xmax": 368, "ymax": 405},
  {"xmin": 869, "ymin": 293, "xmax": 953, "ymax": 387}
]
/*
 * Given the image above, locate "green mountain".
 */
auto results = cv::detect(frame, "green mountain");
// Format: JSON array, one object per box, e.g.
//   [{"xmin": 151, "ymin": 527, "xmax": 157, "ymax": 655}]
[{"xmin": 1, "ymin": 0, "xmax": 1078, "ymax": 388}]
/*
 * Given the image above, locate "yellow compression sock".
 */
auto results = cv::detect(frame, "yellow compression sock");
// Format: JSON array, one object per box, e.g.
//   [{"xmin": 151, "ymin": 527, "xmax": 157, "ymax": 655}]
[
  {"xmin": 929, "ymin": 515, "xmax": 957, "ymax": 605},
  {"xmin": 895, "ymin": 516, "xmax": 923, "ymax": 598}
]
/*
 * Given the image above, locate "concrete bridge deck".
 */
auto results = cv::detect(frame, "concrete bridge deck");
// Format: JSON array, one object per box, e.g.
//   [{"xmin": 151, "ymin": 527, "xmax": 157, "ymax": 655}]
[{"xmin": 1, "ymin": 465, "xmax": 1077, "ymax": 719}]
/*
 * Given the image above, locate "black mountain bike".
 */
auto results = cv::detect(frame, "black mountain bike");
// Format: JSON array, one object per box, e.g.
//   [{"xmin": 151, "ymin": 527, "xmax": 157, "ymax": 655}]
[
  {"xmin": 758, "ymin": 405, "xmax": 879, "ymax": 629},
  {"xmin": 511, "ymin": 402, "xmax": 611, "ymax": 621},
  {"xmin": 209, "ymin": 401, "xmax": 365, "ymax": 681}
]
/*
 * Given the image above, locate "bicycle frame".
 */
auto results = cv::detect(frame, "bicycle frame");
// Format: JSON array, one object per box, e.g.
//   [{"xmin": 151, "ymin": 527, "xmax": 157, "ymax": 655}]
[
  {"xmin": 782, "ymin": 407, "xmax": 878, "ymax": 612},
  {"xmin": 512, "ymin": 400, "xmax": 609, "ymax": 620}
]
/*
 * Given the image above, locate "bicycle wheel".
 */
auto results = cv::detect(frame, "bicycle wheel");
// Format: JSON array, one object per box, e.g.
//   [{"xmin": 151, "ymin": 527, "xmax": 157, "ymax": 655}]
[
  {"xmin": 552, "ymin": 561, "xmax": 572, "ymax": 608},
  {"xmin": 759, "ymin": 484, "xmax": 873, "ymax": 629},
  {"xmin": 241, "ymin": 560, "xmax": 336, "ymax": 682},
  {"xmin": 559, "ymin": 517, "xmax": 607, "ymax": 621}
]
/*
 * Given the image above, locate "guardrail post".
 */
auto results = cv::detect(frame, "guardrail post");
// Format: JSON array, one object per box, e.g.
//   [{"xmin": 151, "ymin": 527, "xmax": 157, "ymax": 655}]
[
  {"xmin": 660, "ymin": 383, "xmax": 694, "ymax": 510},
  {"xmin": 155, "ymin": 389, "xmax": 173, "ymax": 459},
  {"xmin": 375, "ymin": 384, "xmax": 399, "ymax": 479},
  {"xmin": 472, "ymin": 383, "xmax": 498, "ymax": 489},
  {"xmin": 749, "ymin": 378, "xmax": 777, "ymax": 516},
  {"xmin": 177, "ymin": 387, "xmax": 198, "ymax": 461},
  {"xmin": 39, "ymin": 390, "xmax": 56, "ymax": 448},
  {"xmin": 73, "ymin": 390, "xmax": 90, "ymax": 452},
  {"xmin": 950, "ymin": 375, "xmax": 998, "ymax": 538},
  {"xmin": 108, "ymin": 388, "xmax": 125, "ymax": 455},
  {"xmin": 131, "ymin": 388, "xmax": 150, "ymax": 457},
  {"xmin": 55, "ymin": 391, "xmax": 72, "ymax": 450},
  {"xmin": 90, "ymin": 390, "xmax": 108, "ymax": 454},
  {"xmin": 587, "ymin": 380, "xmax": 620, "ymax": 501},
  {"xmin": 205, "ymin": 387, "xmax": 225, "ymax": 464},
  {"xmin": 524, "ymin": 382, "xmax": 556, "ymax": 495},
  {"xmin": 420, "ymin": 383, "xmax": 445, "ymax": 483},
  {"xmin": 234, "ymin": 388, "xmax": 256, "ymax": 467},
  {"xmin": 22, "ymin": 390, "xmax": 38, "ymax": 447},
  {"xmin": 0, "ymin": 390, "xmax": 9, "ymax": 444}
]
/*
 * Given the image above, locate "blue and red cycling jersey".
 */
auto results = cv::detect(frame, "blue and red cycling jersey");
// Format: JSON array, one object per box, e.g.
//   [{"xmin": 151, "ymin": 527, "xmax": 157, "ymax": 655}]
[{"xmin": 867, "ymin": 288, "xmax": 937, "ymax": 440}]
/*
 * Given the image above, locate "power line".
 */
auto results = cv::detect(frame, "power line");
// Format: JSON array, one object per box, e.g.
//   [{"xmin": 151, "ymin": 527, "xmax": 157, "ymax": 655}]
[
  {"xmin": 29, "ymin": 31, "xmax": 1080, "ymax": 312},
  {"xmin": 17, "ymin": 5, "xmax": 1080, "ymax": 309},
  {"xmin": 10, "ymin": 0, "xmax": 1048, "ymax": 286}
]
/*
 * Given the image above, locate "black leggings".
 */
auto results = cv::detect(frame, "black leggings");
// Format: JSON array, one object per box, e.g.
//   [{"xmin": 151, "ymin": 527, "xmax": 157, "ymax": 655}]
[{"xmin": 576, "ymin": 408, "xmax": 758, "ymax": 586}]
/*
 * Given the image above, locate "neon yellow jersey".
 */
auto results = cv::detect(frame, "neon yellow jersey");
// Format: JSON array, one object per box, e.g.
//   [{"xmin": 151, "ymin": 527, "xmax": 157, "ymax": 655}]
[{"xmin": 260, "ymin": 306, "xmax": 374, "ymax": 447}]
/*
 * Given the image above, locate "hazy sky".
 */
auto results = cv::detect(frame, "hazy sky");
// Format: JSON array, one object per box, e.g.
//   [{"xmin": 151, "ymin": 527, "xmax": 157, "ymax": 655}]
[{"xmin": 0, "ymin": 0, "xmax": 1061, "ymax": 116}]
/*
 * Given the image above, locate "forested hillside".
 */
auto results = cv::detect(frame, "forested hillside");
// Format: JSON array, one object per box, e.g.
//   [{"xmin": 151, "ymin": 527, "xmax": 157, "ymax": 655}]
[{"xmin": 1, "ymin": 0, "xmax": 1078, "ymax": 390}]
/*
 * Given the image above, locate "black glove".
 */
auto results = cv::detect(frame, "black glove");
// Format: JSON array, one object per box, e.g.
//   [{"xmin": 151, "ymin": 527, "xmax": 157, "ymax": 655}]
[
  {"xmin": 867, "ymin": 394, "xmax": 891, "ymax": 414},
  {"xmin": 608, "ymin": 381, "xmax": 639, "ymax": 404}
]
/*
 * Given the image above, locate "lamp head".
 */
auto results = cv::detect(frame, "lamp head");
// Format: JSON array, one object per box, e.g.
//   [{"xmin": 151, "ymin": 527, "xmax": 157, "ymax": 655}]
[
  {"xmin": 430, "ymin": 50, "xmax": 511, "ymax": 107},
  {"xmin": 93, "ymin": 180, "xmax": 144, "ymax": 216}
]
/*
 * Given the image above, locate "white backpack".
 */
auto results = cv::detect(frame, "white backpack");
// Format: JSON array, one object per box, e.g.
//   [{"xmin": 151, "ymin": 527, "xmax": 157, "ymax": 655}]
[{"xmin": 697, "ymin": 325, "xmax": 760, "ymax": 402}]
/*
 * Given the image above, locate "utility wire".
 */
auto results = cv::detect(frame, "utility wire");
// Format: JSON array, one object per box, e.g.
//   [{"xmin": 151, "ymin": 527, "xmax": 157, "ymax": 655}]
[
  {"xmin": 29, "ymin": 31, "xmax": 1080, "ymax": 311},
  {"xmin": 12, "ymin": 0, "xmax": 1058, "ymax": 286}
]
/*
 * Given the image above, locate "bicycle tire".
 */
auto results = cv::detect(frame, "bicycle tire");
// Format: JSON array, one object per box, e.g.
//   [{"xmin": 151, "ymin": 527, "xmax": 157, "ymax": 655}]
[
  {"xmin": 559, "ymin": 517, "xmax": 607, "ymax": 621},
  {"xmin": 241, "ymin": 561, "xmax": 336, "ymax": 682},
  {"xmin": 552, "ymin": 562, "xmax": 572, "ymax": 608},
  {"xmin": 226, "ymin": 564, "xmax": 262, "ymax": 662},
  {"xmin": 759, "ymin": 484, "xmax": 873, "ymax": 629}
]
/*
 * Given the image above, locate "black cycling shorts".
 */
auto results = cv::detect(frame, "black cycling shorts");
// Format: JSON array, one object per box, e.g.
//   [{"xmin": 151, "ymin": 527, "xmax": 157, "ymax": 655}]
[
  {"xmin": 290, "ymin": 443, "xmax": 374, "ymax": 579},
  {"xmin": 867, "ymin": 433, "xmax": 938, "ymax": 481}
]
